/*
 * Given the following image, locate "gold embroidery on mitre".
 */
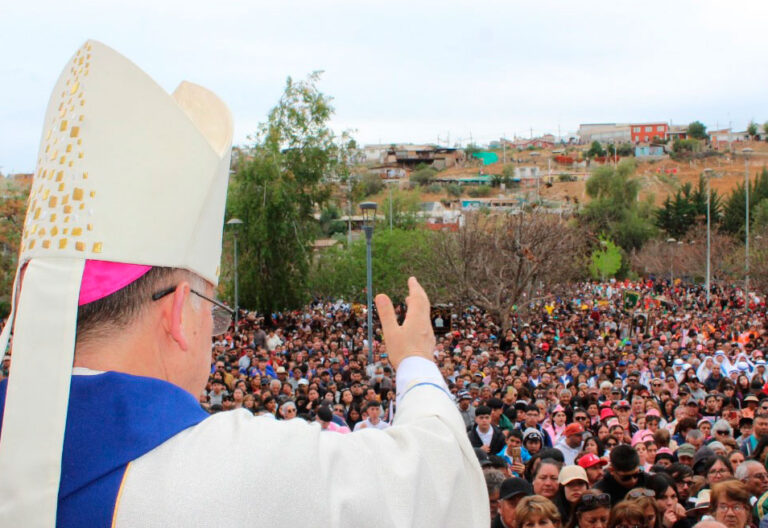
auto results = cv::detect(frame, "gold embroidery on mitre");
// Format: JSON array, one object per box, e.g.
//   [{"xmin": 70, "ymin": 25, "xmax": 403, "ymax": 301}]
[{"xmin": 21, "ymin": 42, "xmax": 96, "ymax": 255}]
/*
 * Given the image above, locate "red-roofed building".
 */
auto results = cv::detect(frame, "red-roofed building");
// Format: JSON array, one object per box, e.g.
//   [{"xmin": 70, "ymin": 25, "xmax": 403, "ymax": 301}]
[{"xmin": 630, "ymin": 123, "xmax": 668, "ymax": 143}]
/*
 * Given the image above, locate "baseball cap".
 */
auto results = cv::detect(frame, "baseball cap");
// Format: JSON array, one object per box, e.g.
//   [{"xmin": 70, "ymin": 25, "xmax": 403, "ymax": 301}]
[
  {"xmin": 523, "ymin": 428, "xmax": 543, "ymax": 442},
  {"xmin": 615, "ymin": 400, "xmax": 630, "ymax": 408},
  {"xmin": 677, "ymin": 444, "xmax": 696, "ymax": 458},
  {"xmin": 457, "ymin": 390, "xmax": 471, "ymax": 401},
  {"xmin": 499, "ymin": 477, "xmax": 533, "ymax": 501},
  {"xmin": 564, "ymin": 423, "xmax": 585, "ymax": 437},
  {"xmin": 578, "ymin": 453, "xmax": 608, "ymax": 469},
  {"xmin": 558, "ymin": 465, "xmax": 589, "ymax": 485}
]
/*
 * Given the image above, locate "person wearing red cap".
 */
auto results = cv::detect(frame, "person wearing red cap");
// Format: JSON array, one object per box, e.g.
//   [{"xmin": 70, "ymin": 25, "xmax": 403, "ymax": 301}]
[
  {"xmin": 556, "ymin": 422, "xmax": 585, "ymax": 464},
  {"xmin": 577, "ymin": 453, "xmax": 608, "ymax": 486}
]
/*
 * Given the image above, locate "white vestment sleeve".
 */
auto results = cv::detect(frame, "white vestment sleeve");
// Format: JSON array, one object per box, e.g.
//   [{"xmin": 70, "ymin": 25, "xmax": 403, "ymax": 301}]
[{"xmin": 115, "ymin": 359, "xmax": 489, "ymax": 527}]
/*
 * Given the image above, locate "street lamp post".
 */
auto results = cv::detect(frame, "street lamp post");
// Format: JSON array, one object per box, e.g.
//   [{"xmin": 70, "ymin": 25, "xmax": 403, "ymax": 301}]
[
  {"xmin": 703, "ymin": 169, "xmax": 714, "ymax": 304},
  {"xmin": 360, "ymin": 202, "xmax": 378, "ymax": 364},
  {"xmin": 666, "ymin": 238, "xmax": 676, "ymax": 284},
  {"xmin": 744, "ymin": 148, "xmax": 754, "ymax": 307},
  {"xmin": 226, "ymin": 218, "xmax": 243, "ymax": 333}
]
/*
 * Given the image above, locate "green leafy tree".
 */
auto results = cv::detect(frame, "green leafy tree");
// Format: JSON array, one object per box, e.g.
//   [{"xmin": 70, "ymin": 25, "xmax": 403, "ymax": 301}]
[
  {"xmin": 763, "ymin": 122, "xmax": 768, "ymax": 140},
  {"xmin": 753, "ymin": 199, "xmax": 768, "ymax": 230},
  {"xmin": 309, "ymin": 228, "xmax": 434, "ymax": 302},
  {"xmin": 581, "ymin": 160, "xmax": 656, "ymax": 251},
  {"xmin": 357, "ymin": 172, "xmax": 384, "ymax": 196},
  {"xmin": 747, "ymin": 121, "xmax": 759, "ymax": 139},
  {"xmin": 0, "ymin": 179, "xmax": 29, "ymax": 313},
  {"xmin": 721, "ymin": 168, "xmax": 768, "ymax": 235},
  {"xmin": 655, "ymin": 176, "xmax": 721, "ymax": 238},
  {"xmin": 445, "ymin": 184, "xmax": 462, "ymax": 198},
  {"xmin": 687, "ymin": 121, "xmax": 708, "ymax": 140},
  {"xmin": 226, "ymin": 71, "xmax": 350, "ymax": 313},
  {"xmin": 589, "ymin": 238, "xmax": 622, "ymax": 280},
  {"xmin": 587, "ymin": 141, "xmax": 606, "ymax": 158},
  {"xmin": 410, "ymin": 167, "xmax": 437, "ymax": 187},
  {"xmin": 383, "ymin": 188, "xmax": 422, "ymax": 230}
]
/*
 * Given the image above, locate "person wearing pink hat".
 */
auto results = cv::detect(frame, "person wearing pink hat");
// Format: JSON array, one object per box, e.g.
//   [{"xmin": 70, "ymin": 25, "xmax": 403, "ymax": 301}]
[
  {"xmin": 631, "ymin": 430, "xmax": 655, "ymax": 470},
  {"xmin": 600, "ymin": 407, "xmax": 615, "ymax": 421},
  {"xmin": 655, "ymin": 447, "xmax": 675, "ymax": 469},
  {"xmin": 544, "ymin": 405, "xmax": 568, "ymax": 445}
]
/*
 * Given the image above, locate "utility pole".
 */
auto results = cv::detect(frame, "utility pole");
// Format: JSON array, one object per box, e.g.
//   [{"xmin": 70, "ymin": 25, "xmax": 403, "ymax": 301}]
[
  {"xmin": 744, "ymin": 148, "xmax": 754, "ymax": 306},
  {"xmin": 502, "ymin": 132, "xmax": 506, "ymax": 164}
]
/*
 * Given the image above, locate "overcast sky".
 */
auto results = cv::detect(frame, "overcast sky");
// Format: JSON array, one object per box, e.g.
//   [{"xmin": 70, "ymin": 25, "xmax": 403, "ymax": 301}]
[{"xmin": 2, "ymin": 0, "xmax": 767, "ymax": 172}]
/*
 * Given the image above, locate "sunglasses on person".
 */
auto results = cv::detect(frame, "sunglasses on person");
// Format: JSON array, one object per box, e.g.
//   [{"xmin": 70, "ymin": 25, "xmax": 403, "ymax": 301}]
[
  {"xmin": 152, "ymin": 285, "xmax": 234, "ymax": 336},
  {"xmin": 606, "ymin": 441, "xmax": 618, "ymax": 448},
  {"xmin": 577, "ymin": 493, "xmax": 611, "ymax": 511},
  {"xmin": 615, "ymin": 469, "xmax": 643, "ymax": 482}
]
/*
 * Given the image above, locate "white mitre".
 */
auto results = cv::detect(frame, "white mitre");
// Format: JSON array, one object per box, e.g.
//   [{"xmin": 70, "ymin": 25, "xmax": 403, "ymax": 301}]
[{"xmin": 0, "ymin": 40, "xmax": 232, "ymax": 526}]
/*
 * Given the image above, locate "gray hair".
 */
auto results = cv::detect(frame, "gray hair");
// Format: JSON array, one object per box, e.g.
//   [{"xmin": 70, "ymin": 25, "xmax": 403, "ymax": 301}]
[
  {"xmin": 686, "ymin": 429, "xmax": 703, "ymax": 442},
  {"xmin": 735, "ymin": 460, "xmax": 763, "ymax": 481},
  {"xmin": 484, "ymin": 469, "xmax": 506, "ymax": 495},
  {"xmin": 712, "ymin": 419, "xmax": 733, "ymax": 436}
]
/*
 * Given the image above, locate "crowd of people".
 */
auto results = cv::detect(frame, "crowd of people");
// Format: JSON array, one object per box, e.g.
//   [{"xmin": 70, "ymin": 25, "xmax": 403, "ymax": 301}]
[{"xmin": 200, "ymin": 276, "xmax": 768, "ymax": 528}]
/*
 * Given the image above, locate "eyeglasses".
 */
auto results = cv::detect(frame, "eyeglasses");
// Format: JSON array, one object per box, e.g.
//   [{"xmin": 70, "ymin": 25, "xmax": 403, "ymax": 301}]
[
  {"xmin": 576, "ymin": 416, "xmax": 589, "ymax": 421},
  {"xmin": 577, "ymin": 493, "xmax": 611, "ymax": 511},
  {"xmin": 152, "ymin": 286, "xmax": 234, "ymax": 336},
  {"xmin": 708, "ymin": 468, "xmax": 731, "ymax": 477},
  {"xmin": 627, "ymin": 488, "xmax": 655, "ymax": 499},
  {"xmin": 716, "ymin": 503, "xmax": 746, "ymax": 513}
]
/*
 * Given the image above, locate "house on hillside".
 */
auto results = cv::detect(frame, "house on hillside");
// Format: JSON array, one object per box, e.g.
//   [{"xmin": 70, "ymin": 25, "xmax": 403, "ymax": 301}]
[
  {"xmin": 709, "ymin": 129, "xmax": 734, "ymax": 150},
  {"xmin": 515, "ymin": 166, "xmax": 541, "ymax": 180},
  {"xmin": 666, "ymin": 125, "xmax": 688, "ymax": 141},
  {"xmin": 419, "ymin": 201, "xmax": 463, "ymax": 230},
  {"xmin": 384, "ymin": 145, "xmax": 465, "ymax": 170},
  {"xmin": 635, "ymin": 145, "xmax": 666, "ymax": 158},
  {"xmin": 504, "ymin": 135, "xmax": 555, "ymax": 150},
  {"xmin": 630, "ymin": 123, "xmax": 668, "ymax": 143},
  {"xmin": 577, "ymin": 124, "xmax": 631, "ymax": 144},
  {"xmin": 361, "ymin": 144, "xmax": 390, "ymax": 164}
]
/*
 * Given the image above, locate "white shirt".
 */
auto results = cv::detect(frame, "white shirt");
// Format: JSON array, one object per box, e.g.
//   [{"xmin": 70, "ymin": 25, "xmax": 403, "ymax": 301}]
[{"xmin": 114, "ymin": 357, "xmax": 489, "ymax": 527}]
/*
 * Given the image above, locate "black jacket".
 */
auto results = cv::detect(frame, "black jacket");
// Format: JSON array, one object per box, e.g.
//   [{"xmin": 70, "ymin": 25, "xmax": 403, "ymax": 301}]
[
  {"xmin": 468, "ymin": 424, "xmax": 506, "ymax": 455},
  {"xmin": 594, "ymin": 471, "xmax": 649, "ymax": 505},
  {"xmin": 492, "ymin": 515, "xmax": 511, "ymax": 528}
]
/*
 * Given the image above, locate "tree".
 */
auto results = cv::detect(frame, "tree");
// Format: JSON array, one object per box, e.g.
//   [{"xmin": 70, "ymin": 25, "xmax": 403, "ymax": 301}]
[
  {"xmin": 410, "ymin": 167, "xmax": 437, "ymax": 187},
  {"xmin": 763, "ymin": 122, "xmax": 768, "ymax": 140},
  {"xmin": 357, "ymin": 172, "xmax": 384, "ymax": 196},
  {"xmin": 420, "ymin": 212, "xmax": 587, "ymax": 330},
  {"xmin": 580, "ymin": 159, "xmax": 656, "ymax": 251},
  {"xmin": 721, "ymin": 168, "xmax": 768, "ymax": 235},
  {"xmin": 445, "ymin": 184, "xmax": 462, "ymax": 198},
  {"xmin": 587, "ymin": 141, "xmax": 606, "ymax": 159},
  {"xmin": 309, "ymin": 228, "xmax": 434, "ymax": 303},
  {"xmin": 687, "ymin": 121, "xmax": 708, "ymax": 140},
  {"xmin": 631, "ymin": 225, "xmax": 738, "ymax": 282},
  {"xmin": 589, "ymin": 238, "xmax": 622, "ymax": 280},
  {"xmin": 655, "ymin": 176, "xmax": 721, "ymax": 238},
  {"xmin": 382, "ymin": 188, "xmax": 422, "ymax": 229},
  {"xmin": 0, "ymin": 179, "xmax": 29, "ymax": 314},
  {"xmin": 747, "ymin": 121, "xmax": 759, "ymax": 139},
  {"xmin": 753, "ymin": 199, "xmax": 768, "ymax": 230},
  {"xmin": 226, "ymin": 71, "xmax": 351, "ymax": 314}
]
